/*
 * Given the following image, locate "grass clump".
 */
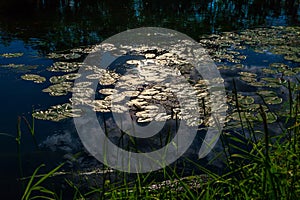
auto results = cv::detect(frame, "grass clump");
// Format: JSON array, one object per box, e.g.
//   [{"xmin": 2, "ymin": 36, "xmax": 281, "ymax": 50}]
[{"xmin": 18, "ymin": 80, "xmax": 300, "ymax": 200}]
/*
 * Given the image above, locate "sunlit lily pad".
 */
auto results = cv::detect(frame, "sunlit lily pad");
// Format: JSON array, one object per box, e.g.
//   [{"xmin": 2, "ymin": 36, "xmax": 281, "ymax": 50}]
[
  {"xmin": 1, "ymin": 63, "xmax": 25, "ymax": 68},
  {"xmin": 47, "ymin": 62, "xmax": 83, "ymax": 72},
  {"xmin": 137, "ymin": 117, "xmax": 153, "ymax": 123},
  {"xmin": 49, "ymin": 73, "xmax": 81, "ymax": 84},
  {"xmin": 21, "ymin": 74, "xmax": 46, "ymax": 83},
  {"xmin": 47, "ymin": 52, "xmax": 81, "ymax": 60},
  {"xmin": 238, "ymin": 71, "xmax": 257, "ymax": 77},
  {"xmin": 32, "ymin": 103, "xmax": 82, "ymax": 122},
  {"xmin": 1, "ymin": 64, "xmax": 38, "ymax": 71},
  {"xmin": 145, "ymin": 53, "xmax": 156, "ymax": 59},
  {"xmin": 126, "ymin": 60, "xmax": 140, "ymax": 65},
  {"xmin": 91, "ymin": 100, "xmax": 111, "ymax": 112},
  {"xmin": 74, "ymin": 81, "xmax": 93, "ymax": 88},
  {"xmin": 0, "ymin": 52, "xmax": 24, "ymax": 58},
  {"xmin": 42, "ymin": 82, "xmax": 73, "ymax": 96},
  {"xmin": 99, "ymin": 72, "xmax": 119, "ymax": 85},
  {"xmin": 121, "ymin": 90, "xmax": 140, "ymax": 97},
  {"xmin": 269, "ymin": 63, "xmax": 288, "ymax": 69},
  {"xmin": 99, "ymin": 88, "xmax": 118, "ymax": 95},
  {"xmin": 240, "ymin": 76, "xmax": 256, "ymax": 83}
]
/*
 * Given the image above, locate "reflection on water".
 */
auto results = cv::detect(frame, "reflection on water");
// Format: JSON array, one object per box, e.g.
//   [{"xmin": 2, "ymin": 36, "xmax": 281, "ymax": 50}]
[{"xmin": 0, "ymin": 0, "xmax": 299, "ymax": 52}]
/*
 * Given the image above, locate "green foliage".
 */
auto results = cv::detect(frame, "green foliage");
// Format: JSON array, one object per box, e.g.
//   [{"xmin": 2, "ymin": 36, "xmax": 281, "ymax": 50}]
[
  {"xmin": 18, "ymin": 80, "xmax": 300, "ymax": 199},
  {"xmin": 21, "ymin": 164, "xmax": 64, "ymax": 200}
]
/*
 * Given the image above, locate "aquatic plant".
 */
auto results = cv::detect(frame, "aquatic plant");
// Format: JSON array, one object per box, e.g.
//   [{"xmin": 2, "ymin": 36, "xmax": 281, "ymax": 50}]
[
  {"xmin": 0, "ymin": 52, "xmax": 24, "ymax": 58},
  {"xmin": 21, "ymin": 74, "xmax": 46, "ymax": 83},
  {"xmin": 32, "ymin": 103, "xmax": 82, "ymax": 121}
]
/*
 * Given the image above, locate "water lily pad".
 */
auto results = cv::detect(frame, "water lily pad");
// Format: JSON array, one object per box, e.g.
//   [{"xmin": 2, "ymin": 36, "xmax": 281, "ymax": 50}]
[
  {"xmin": 99, "ymin": 88, "xmax": 118, "ymax": 95},
  {"xmin": 236, "ymin": 55, "xmax": 247, "ymax": 60},
  {"xmin": 47, "ymin": 52, "xmax": 81, "ymax": 60},
  {"xmin": 121, "ymin": 90, "xmax": 140, "ymax": 97},
  {"xmin": 155, "ymin": 113, "xmax": 171, "ymax": 121},
  {"xmin": 260, "ymin": 77, "xmax": 285, "ymax": 88},
  {"xmin": 256, "ymin": 112, "xmax": 277, "ymax": 123},
  {"xmin": 42, "ymin": 82, "xmax": 73, "ymax": 96},
  {"xmin": 21, "ymin": 74, "xmax": 46, "ymax": 83},
  {"xmin": 240, "ymin": 76, "xmax": 256, "ymax": 83},
  {"xmin": 263, "ymin": 96, "xmax": 282, "ymax": 105},
  {"xmin": 47, "ymin": 62, "xmax": 83, "ymax": 72},
  {"xmin": 137, "ymin": 117, "xmax": 153, "ymax": 123},
  {"xmin": 99, "ymin": 71, "xmax": 119, "ymax": 85},
  {"xmin": 262, "ymin": 68, "xmax": 278, "ymax": 74},
  {"xmin": 74, "ymin": 81, "xmax": 93, "ymax": 88},
  {"xmin": 111, "ymin": 104, "xmax": 128, "ymax": 113},
  {"xmin": 91, "ymin": 100, "xmax": 111, "ymax": 112},
  {"xmin": 50, "ymin": 73, "xmax": 81, "ymax": 83},
  {"xmin": 0, "ymin": 52, "xmax": 24, "ymax": 58},
  {"xmin": 126, "ymin": 60, "xmax": 140, "ymax": 65},
  {"xmin": 239, "ymin": 96, "xmax": 255, "ymax": 105},
  {"xmin": 32, "ymin": 103, "xmax": 82, "ymax": 122},
  {"xmin": 1, "ymin": 63, "xmax": 39, "ymax": 71},
  {"xmin": 256, "ymin": 90, "xmax": 277, "ymax": 97},
  {"xmin": 105, "ymin": 93, "xmax": 125, "ymax": 102},
  {"xmin": 230, "ymin": 111, "xmax": 254, "ymax": 121},
  {"xmin": 283, "ymin": 69, "xmax": 296, "ymax": 76},
  {"xmin": 292, "ymin": 67, "xmax": 300, "ymax": 74},
  {"xmin": 238, "ymin": 71, "xmax": 257, "ymax": 77},
  {"xmin": 269, "ymin": 63, "xmax": 288, "ymax": 69},
  {"xmin": 284, "ymin": 55, "xmax": 300, "ymax": 62},
  {"xmin": 145, "ymin": 53, "xmax": 156, "ymax": 59}
]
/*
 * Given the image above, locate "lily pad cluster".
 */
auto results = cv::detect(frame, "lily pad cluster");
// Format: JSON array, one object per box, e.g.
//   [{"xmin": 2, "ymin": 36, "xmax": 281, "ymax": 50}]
[
  {"xmin": 257, "ymin": 90, "xmax": 282, "ymax": 105},
  {"xmin": 199, "ymin": 26, "xmax": 300, "ymax": 63},
  {"xmin": 227, "ymin": 93, "xmax": 277, "ymax": 125},
  {"xmin": 32, "ymin": 103, "xmax": 82, "ymax": 122},
  {"xmin": 31, "ymin": 26, "xmax": 299, "ymax": 126},
  {"xmin": 47, "ymin": 61, "xmax": 84, "ymax": 72},
  {"xmin": 71, "ymin": 49, "xmax": 212, "ymax": 127}
]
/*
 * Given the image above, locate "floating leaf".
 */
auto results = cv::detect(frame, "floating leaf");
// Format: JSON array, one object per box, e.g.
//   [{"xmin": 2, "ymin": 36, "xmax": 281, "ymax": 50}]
[
  {"xmin": 262, "ymin": 68, "xmax": 278, "ymax": 75},
  {"xmin": 49, "ymin": 73, "xmax": 81, "ymax": 84},
  {"xmin": 21, "ymin": 74, "xmax": 46, "ymax": 83},
  {"xmin": 47, "ymin": 52, "xmax": 81, "ymax": 60},
  {"xmin": 47, "ymin": 62, "xmax": 83, "ymax": 72},
  {"xmin": 239, "ymin": 96, "xmax": 255, "ymax": 105},
  {"xmin": 0, "ymin": 52, "xmax": 24, "ymax": 58},
  {"xmin": 33, "ymin": 103, "xmax": 82, "ymax": 122},
  {"xmin": 264, "ymin": 96, "xmax": 282, "ymax": 105},
  {"xmin": 257, "ymin": 90, "xmax": 277, "ymax": 97},
  {"xmin": 42, "ymin": 82, "xmax": 73, "ymax": 96},
  {"xmin": 239, "ymin": 71, "xmax": 257, "ymax": 77}
]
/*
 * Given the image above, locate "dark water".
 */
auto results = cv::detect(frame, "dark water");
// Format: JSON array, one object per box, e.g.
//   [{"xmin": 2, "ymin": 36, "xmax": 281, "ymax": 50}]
[{"xmin": 0, "ymin": 0, "xmax": 300, "ymax": 198}]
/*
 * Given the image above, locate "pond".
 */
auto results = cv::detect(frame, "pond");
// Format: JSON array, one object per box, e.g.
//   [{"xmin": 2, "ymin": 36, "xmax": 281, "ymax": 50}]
[{"xmin": 0, "ymin": 0, "xmax": 299, "ymax": 198}]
